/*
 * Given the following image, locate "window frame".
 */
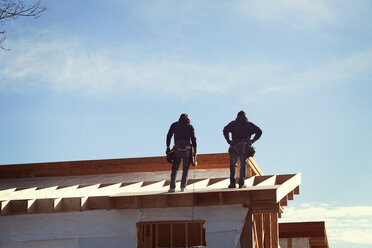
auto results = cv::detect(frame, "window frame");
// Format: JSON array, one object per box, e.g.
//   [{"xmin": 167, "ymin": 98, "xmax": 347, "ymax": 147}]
[{"xmin": 137, "ymin": 220, "xmax": 206, "ymax": 248}]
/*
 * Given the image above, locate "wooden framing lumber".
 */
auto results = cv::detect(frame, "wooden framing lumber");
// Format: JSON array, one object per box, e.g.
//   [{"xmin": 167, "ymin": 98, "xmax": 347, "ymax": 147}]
[
  {"xmin": 240, "ymin": 210, "xmax": 254, "ymax": 248},
  {"xmin": 271, "ymin": 213, "xmax": 279, "ymax": 248},
  {"xmin": 0, "ymin": 153, "xmax": 263, "ymax": 179},
  {"xmin": 276, "ymin": 173, "xmax": 301, "ymax": 202},
  {"xmin": 279, "ymin": 221, "xmax": 327, "ymax": 239},
  {"xmin": 279, "ymin": 222, "xmax": 329, "ymax": 248},
  {"xmin": 0, "ymin": 174, "xmax": 300, "ymax": 215},
  {"xmin": 0, "ymin": 153, "xmax": 264, "ymax": 179},
  {"xmin": 264, "ymin": 213, "xmax": 272, "ymax": 248},
  {"xmin": 253, "ymin": 213, "xmax": 264, "ymax": 248}
]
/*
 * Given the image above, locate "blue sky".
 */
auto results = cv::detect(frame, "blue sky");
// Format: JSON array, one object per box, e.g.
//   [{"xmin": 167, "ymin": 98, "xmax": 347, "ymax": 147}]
[{"xmin": 0, "ymin": 0, "xmax": 371, "ymax": 247}]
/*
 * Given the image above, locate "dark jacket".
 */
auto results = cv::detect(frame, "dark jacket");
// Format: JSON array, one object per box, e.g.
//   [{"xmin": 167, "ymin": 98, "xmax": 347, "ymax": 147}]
[
  {"xmin": 167, "ymin": 115, "xmax": 197, "ymax": 149},
  {"xmin": 223, "ymin": 115, "xmax": 262, "ymax": 145}
]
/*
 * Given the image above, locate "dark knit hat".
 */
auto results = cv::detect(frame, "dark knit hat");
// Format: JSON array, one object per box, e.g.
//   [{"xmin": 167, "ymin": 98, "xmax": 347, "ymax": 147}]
[
  {"xmin": 237, "ymin": 111, "xmax": 246, "ymax": 117},
  {"xmin": 180, "ymin": 113, "xmax": 189, "ymax": 119}
]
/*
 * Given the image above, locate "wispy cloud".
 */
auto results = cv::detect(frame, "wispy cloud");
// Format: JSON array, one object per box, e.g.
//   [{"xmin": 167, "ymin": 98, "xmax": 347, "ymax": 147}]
[
  {"xmin": 262, "ymin": 49, "xmax": 372, "ymax": 93},
  {"xmin": 114, "ymin": 0, "xmax": 337, "ymax": 30},
  {"xmin": 233, "ymin": 0, "xmax": 350, "ymax": 30},
  {"xmin": 1, "ymin": 27, "xmax": 371, "ymax": 99},
  {"xmin": 111, "ymin": 0, "xmax": 370, "ymax": 33},
  {"xmin": 0, "ymin": 30, "xmax": 288, "ymax": 97},
  {"xmin": 280, "ymin": 203, "xmax": 372, "ymax": 245}
]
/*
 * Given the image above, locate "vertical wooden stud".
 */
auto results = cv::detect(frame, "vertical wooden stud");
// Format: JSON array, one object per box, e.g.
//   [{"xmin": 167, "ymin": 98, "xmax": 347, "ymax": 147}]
[
  {"xmin": 240, "ymin": 210, "xmax": 254, "ymax": 248},
  {"xmin": 155, "ymin": 224, "xmax": 158, "ymax": 248},
  {"xmin": 170, "ymin": 223, "xmax": 173, "ymax": 248},
  {"xmin": 185, "ymin": 222, "xmax": 189, "ymax": 247},
  {"xmin": 271, "ymin": 213, "xmax": 279, "ymax": 248},
  {"xmin": 264, "ymin": 213, "xmax": 272, "ymax": 248}
]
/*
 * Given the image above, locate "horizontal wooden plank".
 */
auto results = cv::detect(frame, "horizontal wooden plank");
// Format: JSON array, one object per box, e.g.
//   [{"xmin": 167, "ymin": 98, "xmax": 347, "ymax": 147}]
[
  {"xmin": 279, "ymin": 222, "xmax": 326, "ymax": 238},
  {"xmin": 0, "ymin": 153, "xmax": 238, "ymax": 178},
  {"xmin": 0, "ymin": 153, "xmax": 264, "ymax": 179},
  {"xmin": 309, "ymin": 236, "xmax": 327, "ymax": 246}
]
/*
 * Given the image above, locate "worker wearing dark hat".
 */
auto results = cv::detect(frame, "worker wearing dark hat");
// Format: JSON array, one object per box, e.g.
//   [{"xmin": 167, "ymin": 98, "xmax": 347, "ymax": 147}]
[
  {"xmin": 223, "ymin": 111, "xmax": 262, "ymax": 188},
  {"xmin": 166, "ymin": 113, "xmax": 197, "ymax": 192}
]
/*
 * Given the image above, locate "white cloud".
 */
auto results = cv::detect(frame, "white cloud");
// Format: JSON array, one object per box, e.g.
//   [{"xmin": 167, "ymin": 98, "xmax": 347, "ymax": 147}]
[
  {"xmin": 280, "ymin": 203, "xmax": 372, "ymax": 245},
  {"xmin": 1, "ymin": 28, "xmax": 371, "ymax": 99},
  {"xmin": 0, "ymin": 31, "xmax": 287, "ymax": 97}
]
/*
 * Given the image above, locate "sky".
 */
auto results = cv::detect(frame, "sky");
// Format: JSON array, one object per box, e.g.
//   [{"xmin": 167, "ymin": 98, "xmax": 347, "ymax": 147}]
[{"xmin": 0, "ymin": 0, "xmax": 371, "ymax": 247}]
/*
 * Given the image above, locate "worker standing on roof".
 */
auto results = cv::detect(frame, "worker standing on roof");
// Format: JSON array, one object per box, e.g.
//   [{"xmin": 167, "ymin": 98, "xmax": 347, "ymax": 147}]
[
  {"xmin": 223, "ymin": 111, "xmax": 262, "ymax": 189},
  {"xmin": 166, "ymin": 113, "xmax": 197, "ymax": 193}
]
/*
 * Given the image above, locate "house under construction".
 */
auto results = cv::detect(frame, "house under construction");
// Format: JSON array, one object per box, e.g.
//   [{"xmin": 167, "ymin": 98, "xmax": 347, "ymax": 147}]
[{"xmin": 0, "ymin": 153, "xmax": 329, "ymax": 248}]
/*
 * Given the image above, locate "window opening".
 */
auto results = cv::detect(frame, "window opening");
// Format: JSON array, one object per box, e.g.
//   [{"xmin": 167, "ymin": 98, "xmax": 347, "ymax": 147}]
[{"xmin": 137, "ymin": 220, "xmax": 206, "ymax": 248}]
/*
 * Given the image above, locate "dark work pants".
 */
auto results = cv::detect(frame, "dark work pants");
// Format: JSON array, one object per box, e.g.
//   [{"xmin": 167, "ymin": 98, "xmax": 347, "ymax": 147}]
[
  {"xmin": 170, "ymin": 149, "xmax": 191, "ymax": 189},
  {"xmin": 229, "ymin": 142, "xmax": 249, "ymax": 186}
]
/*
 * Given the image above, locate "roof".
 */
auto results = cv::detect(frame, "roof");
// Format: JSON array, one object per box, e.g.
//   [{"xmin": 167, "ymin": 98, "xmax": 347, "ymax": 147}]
[
  {"xmin": 0, "ymin": 174, "xmax": 300, "ymax": 215},
  {"xmin": 0, "ymin": 153, "xmax": 263, "ymax": 178},
  {"xmin": 279, "ymin": 222, "xmax": 329, "ymax": 248}
]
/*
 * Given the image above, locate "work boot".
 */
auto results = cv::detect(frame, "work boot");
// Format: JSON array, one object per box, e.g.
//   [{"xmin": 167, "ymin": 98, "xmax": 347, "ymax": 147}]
[
  {"xmin": 239, "ymin": 184, "xmax": 247, "ymax": 189},
  {"xmin": 228, "ymin": 184, "xmax": 236, "ymax": 189},
  {"xmin": 168, "ymin": 188, "xmax": 175, "ymax": 193},
  {"xmin": 181, "ymin": 188, "xmax": 186, "ymax": 192}
]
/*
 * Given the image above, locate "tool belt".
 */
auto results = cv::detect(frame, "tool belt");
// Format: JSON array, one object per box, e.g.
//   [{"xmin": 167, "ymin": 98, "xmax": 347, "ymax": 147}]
[
  {"xmin": 166, "ymin": 140, "xmax": 192, "ymax": 164},
  {"xmin": 175, "ymin": 140, "xmax": 191, "ymax": 152},
  {"xmin": 228, "ymin": 140, "xmax": 255, "ymax": 158},
  {"xmin": 166, "ymin": 149, "xmax": 175, "ymax": 163}
]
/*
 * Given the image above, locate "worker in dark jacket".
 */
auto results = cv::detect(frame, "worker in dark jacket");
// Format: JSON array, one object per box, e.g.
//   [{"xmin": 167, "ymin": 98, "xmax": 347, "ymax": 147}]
[
  {"xmin": 223, "ymin": 111, "xmax": 262, "ymax": 188},
  {"xmin": 166, "ymin": 113, "xmax": 197, "ymax": 192}
]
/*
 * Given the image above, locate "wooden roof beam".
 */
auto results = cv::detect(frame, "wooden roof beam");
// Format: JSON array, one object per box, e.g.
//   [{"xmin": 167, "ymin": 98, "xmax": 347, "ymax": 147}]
[
  {"xmin": 276, "ymin": 173, "xmax": 301, "ymax": 202},
  {"xmin": 294, "ymin": 186, "xmax": 300, "ymax": 195},
  {"xmin": 0, "ymin": 153, "xmax": 247, "ymax": 178},
  {"xmin": 0, "ymin": 174, "xmax": 301, "ymax": 215},
  {"xmin": 255, "ymin": 175, "xmax": 277, "ymax": 186},
  {"xmin": 253, "ymin": 176, "xmax": 274, "ymax": 186},
  {"xmin": 249, "ymin": 202, "xmax": 280, "ymax": 213},
  {"xmin": 280, "ymin": 196, "xmax": 288, "ymax": 207},
  {"xmin": 279, "ymin": 221, "xmax": 327, "ymax": 238},
  {"xmin": 0, "ymin": 188, "xmax": 16, "ymax": 201},
  {"xmin": 287, "ymin": 190, "xmax": 294, "ymax": 200}
]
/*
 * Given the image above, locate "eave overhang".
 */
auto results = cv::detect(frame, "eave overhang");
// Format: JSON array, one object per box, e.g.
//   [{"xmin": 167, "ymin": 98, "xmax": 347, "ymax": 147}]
[
  {"xmin": 0, "ymin": 173, "xmax": 300, "ymax": 216},
  {"xmin": 279, "ymin": 221, "xmax": 329, "ymax": 248}
]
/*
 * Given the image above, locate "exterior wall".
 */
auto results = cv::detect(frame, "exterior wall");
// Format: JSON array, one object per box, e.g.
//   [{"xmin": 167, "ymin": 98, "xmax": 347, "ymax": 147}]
[
  {"xmin": 0, "ymin": 205, "xmax": 248, "ymax": 248},
  {"xmin": 279, "ymin": 238, "xmax": 310, "ymax": 248}
]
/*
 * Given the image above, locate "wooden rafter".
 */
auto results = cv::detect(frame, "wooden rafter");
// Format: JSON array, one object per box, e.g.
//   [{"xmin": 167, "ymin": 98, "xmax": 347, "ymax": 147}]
[{"xmin": 0, "ymin": 174, "xmax": 301, "ymax": 216}]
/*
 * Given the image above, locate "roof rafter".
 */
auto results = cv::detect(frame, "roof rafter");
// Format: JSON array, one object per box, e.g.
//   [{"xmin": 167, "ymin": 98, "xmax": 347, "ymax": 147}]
[{"xmin": 0, "ymin": 174, "xmax": 301, "ymax": 216}]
